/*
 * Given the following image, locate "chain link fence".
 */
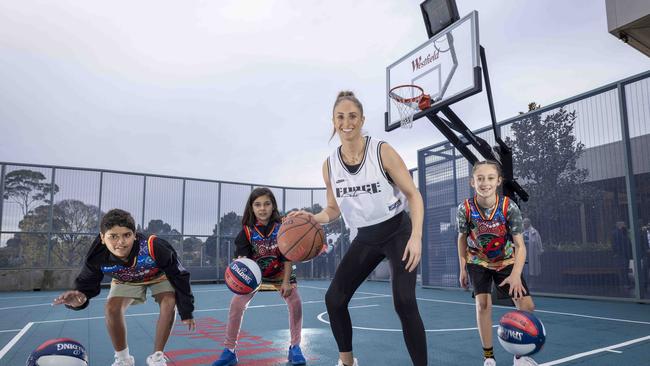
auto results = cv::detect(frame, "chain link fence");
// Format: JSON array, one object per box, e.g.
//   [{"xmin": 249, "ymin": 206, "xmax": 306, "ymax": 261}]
[
  {"xmin": 0, "ymin": 167, "xmax": 353, "ymax": 284},
  {"xmin": 419, "ymin": 70, "xmax": 650, "ymax": 302}
]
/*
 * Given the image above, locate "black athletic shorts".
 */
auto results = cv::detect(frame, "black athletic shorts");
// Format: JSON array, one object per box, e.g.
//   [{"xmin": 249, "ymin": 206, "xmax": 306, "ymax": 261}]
[{"xmin": 467, "ymin": 263, "xmax": 529, "ymax": 299}]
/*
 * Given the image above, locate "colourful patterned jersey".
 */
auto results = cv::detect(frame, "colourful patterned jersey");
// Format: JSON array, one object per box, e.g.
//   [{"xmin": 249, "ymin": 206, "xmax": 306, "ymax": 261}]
[
  {"xmin": 244, "ymin": 223, "xmax": 296, "ymax": 285},
  {"xmin": 459, "ymin": 195, "xmax": 516, "ymax": 270},
  {"xmin": 101, "ymin": 235, "xmax": 166, "ymax": 284}
]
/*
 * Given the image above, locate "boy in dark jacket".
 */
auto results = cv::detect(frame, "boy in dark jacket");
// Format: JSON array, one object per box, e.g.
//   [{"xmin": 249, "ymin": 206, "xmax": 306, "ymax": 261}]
[{"xmin": 54, "ymin": 209, "xmax": 195, "ymax": 366}]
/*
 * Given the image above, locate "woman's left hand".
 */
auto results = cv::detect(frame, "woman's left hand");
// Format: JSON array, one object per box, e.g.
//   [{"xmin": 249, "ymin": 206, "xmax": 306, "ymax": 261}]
[
  {"xmin": 280, "ymin": 281, "xmax": 293, "ymax": 298},
  {"xmin": 402, "ymin": 236, "xmax": 422, "ymax": 272}
]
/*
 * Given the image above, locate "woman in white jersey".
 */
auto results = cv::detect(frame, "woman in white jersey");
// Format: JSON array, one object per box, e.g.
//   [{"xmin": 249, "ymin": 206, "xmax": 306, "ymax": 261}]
[{"xmin": 289, "ymin": 91, "xmax": 427, "ymax": 366}]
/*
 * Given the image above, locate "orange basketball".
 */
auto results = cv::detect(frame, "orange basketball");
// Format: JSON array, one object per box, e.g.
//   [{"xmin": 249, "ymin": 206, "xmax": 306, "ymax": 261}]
[{"xmin": 277, "ymin": 213, "xmax": 326, "ymax": 262}]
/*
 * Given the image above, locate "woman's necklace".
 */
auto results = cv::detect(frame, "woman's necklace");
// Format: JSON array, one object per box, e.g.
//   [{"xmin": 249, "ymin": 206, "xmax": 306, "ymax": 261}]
[
  {"xmin": 341, "ymin": 138, "xmax": 365, "ymax": 165},
  {"xmin": 342, "ymin": 149, "xmax": 364, "ymax": 165}
]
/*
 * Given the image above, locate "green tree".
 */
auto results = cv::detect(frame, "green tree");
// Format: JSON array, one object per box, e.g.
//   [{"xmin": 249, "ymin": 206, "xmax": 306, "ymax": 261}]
[
  {"xmin": 300, "ymin": 203, "xmax": 323, "ymax": 215},
  {"xmin": 505, "ymin": 103, "xmax": 591, "ymax": 243},
  {"xmin": 218, "ymin": 211, "xmax": 242, "ymax": 237},
  {"xmin": 3, "ymin": 169, "xmax": 59, "ymax": 215},
  {"xmin": 204, "ymin": 211, "xmax": 242, "ymax": 267},
  {"xmin": 15, "ymin": 200, "xmax": 100, "ymax": 267},
  {"xmin": 142, "ymin": 219, "xmax": 181, "ymax": 236},
  {"xmin": 0, "ymin": 237, "xmax": 22, "ymax": 267},
  {"xmin": 49, "ymin": 200, "xmax": 101, "ymax": 266},
  {"xmin": 181, "ymin": 236, "xmax": 204, "ymax": 266},
  {"xmin": 141, "ymin": 219, "xmax": 182, "ymax": 258}
]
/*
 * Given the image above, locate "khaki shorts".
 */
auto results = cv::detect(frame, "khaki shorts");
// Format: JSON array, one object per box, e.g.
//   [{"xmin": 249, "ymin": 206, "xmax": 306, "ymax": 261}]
[{"xmin": 108, "ymin": 278, "xmax": 175, "ymax": 305}]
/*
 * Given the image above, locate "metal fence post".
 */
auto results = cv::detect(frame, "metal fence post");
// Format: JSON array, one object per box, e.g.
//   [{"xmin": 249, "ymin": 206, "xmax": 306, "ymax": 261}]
[
  {"xmin": 97, "ymin": 171, "xmax": 104, "ymax": 231},
  {"xmin": 181, "ymin": 178, "xmax": 186, "ymax": 265},
  {"xmin": 216, "ymin": 182, "xmax": 221, "ymax": 279},
  {"xmin": 46, "ymin": 167, "xmax": 56, "ymax": 267},
  {"xmin": 0, "ymin": 164, "xmax": 5, "ymax": 235},
  {"xmin": 310, "ymin": 189, "xmax": 314, "ymax": 279},
  {"xmin": 417, "ymin": 148, "xmax": 428, "ymax": 286},
  {"xmin": 618, "ymin": 82, "xmax": 643, "ymax": 300},
  {"xmin": 181, "ymin": 179, "xmax": 186, "ymax": 236},
  {"xmin": 452, "ymin": 148, "xmax": 458, "ymax": 208},
  {"xmin": 141, "ymin": 176, "xmax": 147, "ymax": 230}
]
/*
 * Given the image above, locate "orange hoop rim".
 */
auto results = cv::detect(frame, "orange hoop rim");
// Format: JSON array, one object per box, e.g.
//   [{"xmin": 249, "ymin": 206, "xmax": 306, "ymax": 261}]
[{"xmin": 389, "ymin": 84, "xmax": 425, "ymax": 104}]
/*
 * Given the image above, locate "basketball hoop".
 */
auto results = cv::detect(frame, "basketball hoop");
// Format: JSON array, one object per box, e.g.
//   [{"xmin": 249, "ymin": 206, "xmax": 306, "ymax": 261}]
[{"xmin": 389, "ymin": 85, "xmax": 432, "ymax": 129}]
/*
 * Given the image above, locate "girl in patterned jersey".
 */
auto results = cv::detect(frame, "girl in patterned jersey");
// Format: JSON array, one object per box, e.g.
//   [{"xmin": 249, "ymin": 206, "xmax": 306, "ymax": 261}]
[
  {"xmin": 212, "ymin": 187, "xmax": 306, "ymax": 366},
  {"xmin": 288, "ymin": 91, "xmax": 427, "ymax": 366},
  {"xmin": 457, "ymin": 161, "xmax": 538, "ymax": 366}
]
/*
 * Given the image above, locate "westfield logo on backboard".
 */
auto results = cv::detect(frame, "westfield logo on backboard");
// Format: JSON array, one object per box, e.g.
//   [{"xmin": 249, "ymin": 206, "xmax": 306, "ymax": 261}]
[{"xmin": 411, "ymin": 50, "xmax": 440, "ymax": 72}]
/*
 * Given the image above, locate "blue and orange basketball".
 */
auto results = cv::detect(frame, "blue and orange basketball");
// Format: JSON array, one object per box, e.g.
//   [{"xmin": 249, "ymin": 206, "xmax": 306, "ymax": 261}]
[
  {"xmin": 497, "ymin": 310, "xmax": 546, "ymax": 356},
  {"xmin": 224, "ymin": 258, "xmax": 262, "ymax": 295},
  {"xmin": 26, "ymin": 338, "xmax": 88, "ymax": 366}
]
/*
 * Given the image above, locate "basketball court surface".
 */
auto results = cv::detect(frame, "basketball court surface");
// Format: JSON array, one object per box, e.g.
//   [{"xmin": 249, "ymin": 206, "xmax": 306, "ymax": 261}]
[{"xmin": 1, "ymin": 280, "xmax": 648, "ymax": 365}]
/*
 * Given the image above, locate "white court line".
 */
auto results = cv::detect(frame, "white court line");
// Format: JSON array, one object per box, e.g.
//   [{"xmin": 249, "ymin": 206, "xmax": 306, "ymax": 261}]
[
  {"xmin": 303, "ymin": 285, "xmax": 650, "ymax": 326},
  {"xmin": 348, "ymin": 304, "xmax": 380, "ymax": 309},
  {"xmin": 539, "ymin": 335, "xmax": 650, "ymax": 365},
  {"xmin": 0, "ymin": 294, "xmax": 59, "ymax": 300},
  {"xmin": 0, "ymin": 289, "xmax": 229, "ymax": 312},
  {"xmin": 1, "ymin": 294, "xmax": 389, "ymax": 327},
  {"xmin": 0, "ymin": 287, "xmax": 228, "ymax": 300},
  {"xmin": 533, "ymin": 308, "xmax": 650, "ymax": 326},
  {"xmin": 415, "ymin": 297, "xmax": 650, "ymax": 326},
  {"xmin": 0, "ymin": 293, "xmax": 388, "ymax": 356},
  {"xmin": 317, "ymin": 306, "xmax": 380, "ymax": 327},
  {"xmin": 0, "ymin": 302, "xmax": 55, "ymax": 311},
  {"xmin": 300, "ymin": 285, "xmax": 392, "ymax": 297},
  {"xmin": 0, "ymin": 322, "xmax": 33, "ymax": 361},
  {"xmin": 4, "ymin": 284, "xmax": 649, "ymax": 363},
  {"xmin": 0, "ymin": 297, "xmax": 109, "ymax": 311},
  {"xmin": 194, "ymin": 294, "xmax": 387, "ymax": 314},
  {"xmin": 316, "ymin": 306, "xmax": 496, "ymax": 333},
  {"xmin": 193, "ymin": 289, "xmax": 232, "ymax": 293},
  {"xmin": 0, "ymin": 329, "xmax": 22, "ymax": 334}
]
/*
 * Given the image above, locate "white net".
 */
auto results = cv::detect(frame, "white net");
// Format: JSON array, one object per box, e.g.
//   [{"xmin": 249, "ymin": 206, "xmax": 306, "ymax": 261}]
[{"xmin": 389, "ymin": 85, "xmax": 425, "ymax": 129}]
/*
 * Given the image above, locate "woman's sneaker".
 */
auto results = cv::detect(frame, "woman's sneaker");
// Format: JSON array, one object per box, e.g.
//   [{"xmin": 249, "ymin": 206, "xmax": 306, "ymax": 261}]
[
  {"xmin": 335, "ymin": 358, "xmax": 358, "ymax": 366},
  {"xmin": 484, "ymin": 358, "xmax": 497, "ymax": 366}
]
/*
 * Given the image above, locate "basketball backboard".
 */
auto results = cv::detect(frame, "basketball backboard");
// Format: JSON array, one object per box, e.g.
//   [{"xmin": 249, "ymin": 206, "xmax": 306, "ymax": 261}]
[{"xmin": 385, "ymin": 11, "xmax": 481, "ymax": 131}]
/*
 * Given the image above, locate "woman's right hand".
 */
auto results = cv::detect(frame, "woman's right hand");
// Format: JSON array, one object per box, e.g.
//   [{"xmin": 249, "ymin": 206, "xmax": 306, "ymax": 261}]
[
  {"xmin": 459, "ymin": 268, "xmax": 469, "ymax": 289},
  {"xmin": 52, "ymin": 290, "xmax": 87, "ymax": 307},
  {"xmin": 285, "ymin": 210, "xmax": 312, "ymax": 220}
]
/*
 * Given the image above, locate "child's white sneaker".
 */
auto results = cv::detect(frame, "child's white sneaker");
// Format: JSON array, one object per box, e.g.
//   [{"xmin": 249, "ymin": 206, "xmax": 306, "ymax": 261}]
[
  {"xmin": 146, "ymin": 351, "xmax": 168, "ymax": 366},
  {"xmin": 513, "ymin": 355, "xmax": 538, "ymax": 366},
  {"xmin": 112, "ymin": 355, "xmax": 135, "ymax": 366}
]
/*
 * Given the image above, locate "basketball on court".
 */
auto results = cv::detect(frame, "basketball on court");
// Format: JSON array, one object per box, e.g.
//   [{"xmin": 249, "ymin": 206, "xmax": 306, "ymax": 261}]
[
  {"xmin": 26, "ymin": 338, "xmax": 88, "ymax": 366},
  {"xmin": 277, "ymin": 213, "xmax": 326, "ymax": 262},
  {"xmin": 225, "ymin": 258, "xmax": 262, "ymax": 295},
  {"xmin": 497, "ymin": 310, "xmax": 546, "ymax": 356}
]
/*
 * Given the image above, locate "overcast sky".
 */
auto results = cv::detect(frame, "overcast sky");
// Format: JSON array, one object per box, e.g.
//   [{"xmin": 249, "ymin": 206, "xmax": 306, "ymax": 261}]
[{"xmin": 0, "ymin": 0, "xmax": 648, "ymax": 187}]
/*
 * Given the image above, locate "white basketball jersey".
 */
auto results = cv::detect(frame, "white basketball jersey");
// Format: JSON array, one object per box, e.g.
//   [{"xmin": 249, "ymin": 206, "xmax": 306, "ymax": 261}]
[{"xmin": 328, "ymin": 136, "xmax": 406, "ymax": 228}]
